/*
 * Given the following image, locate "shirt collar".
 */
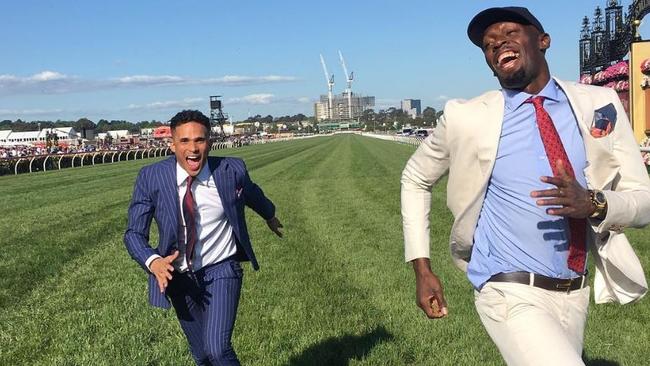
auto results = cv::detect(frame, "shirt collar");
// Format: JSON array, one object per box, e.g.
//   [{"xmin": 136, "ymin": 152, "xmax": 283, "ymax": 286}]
[
  {"xmin": 176, "ymin": 161, "xmax": 211, "ymax": 187},
  {"xmin": 502, "ymin": 78, "xmax": 560, "ymax": 112}
]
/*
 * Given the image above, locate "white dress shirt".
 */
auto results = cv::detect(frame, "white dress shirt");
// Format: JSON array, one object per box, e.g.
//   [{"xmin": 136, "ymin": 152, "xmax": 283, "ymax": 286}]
[{"xmin": 145, "ymin": 163, "xmax": 237, "ymax": 272}]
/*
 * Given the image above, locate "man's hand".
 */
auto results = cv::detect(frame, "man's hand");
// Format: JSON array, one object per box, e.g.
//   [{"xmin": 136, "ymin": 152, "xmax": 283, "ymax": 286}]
[
  {"xmin": 150, "ymin": 251, "xmax": 179, "ymax": 293},
  {"xmin": 412, "ymin": 258, "xmax": 448, "ymax": 319},
  {"xmin": 531, "ymin": 159, "xmax": 595, "ymax": 218},
  {"xmin": 266, "ymin": 216, "xmax": 283, "ymax": 238}
]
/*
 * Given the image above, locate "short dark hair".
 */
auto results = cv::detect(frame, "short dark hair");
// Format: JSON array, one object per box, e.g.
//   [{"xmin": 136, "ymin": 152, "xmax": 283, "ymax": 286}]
[{"xmin": 170, "ymin": 110, "xmax": 211, "ymax": 131}]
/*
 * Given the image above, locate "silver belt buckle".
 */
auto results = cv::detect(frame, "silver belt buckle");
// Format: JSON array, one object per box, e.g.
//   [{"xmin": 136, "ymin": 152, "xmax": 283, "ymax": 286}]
[{"xmin": 555, "ymin": 279, "xmax": 573, "ymax": 293}]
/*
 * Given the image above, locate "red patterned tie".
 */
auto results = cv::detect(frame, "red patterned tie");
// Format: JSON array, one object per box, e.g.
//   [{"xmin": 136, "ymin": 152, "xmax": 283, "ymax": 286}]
[
  {"xmin": 183, "ymin": 175, "xmax": 198, "ymax": 270},
  {"xmin": 527, "ymin": 96, "xmax": 586, "ymax": 273}
]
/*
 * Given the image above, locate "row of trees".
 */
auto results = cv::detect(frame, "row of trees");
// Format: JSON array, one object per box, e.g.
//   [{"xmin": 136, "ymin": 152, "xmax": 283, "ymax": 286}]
[
  {"xmin": 1, "ymin": 106, "xmax": 443, "ymax": 135},
  {"xmin": 238, "ymin": 106, "xmax": 443, "ymax": 131},
  {"xmin": 359, "ymin": 106, "xmax": 443, "ymax": 130},
  {"xmin": 240, "ymin": 113, "xmax": 314, "ymax": 125}
]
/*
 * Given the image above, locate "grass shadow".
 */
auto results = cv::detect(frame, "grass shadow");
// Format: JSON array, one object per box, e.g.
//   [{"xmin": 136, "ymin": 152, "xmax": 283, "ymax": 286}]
[
  {"xmin": 583, "ymin": 351, "xmax": 620, "ymax": 366},
  {"xmin": 585, "ymin": 359, "xmax": 620, "ymax": 366},
  {"xmin": 287, "ymin": 326, "xmax": 394, "ymax": 366}
]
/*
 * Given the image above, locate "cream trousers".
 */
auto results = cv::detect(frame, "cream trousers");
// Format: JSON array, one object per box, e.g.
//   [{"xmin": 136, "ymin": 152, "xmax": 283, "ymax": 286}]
[{"xmin": 474, "ymin": 282, "xmax": 590, "ymax": 366}]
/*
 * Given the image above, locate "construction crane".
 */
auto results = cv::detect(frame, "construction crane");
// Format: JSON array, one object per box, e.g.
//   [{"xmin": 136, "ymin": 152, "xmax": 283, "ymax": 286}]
[
  {"xmin": 320, "ymin": 54, "xmax": 334, "ymax": 120},
  {"xmin": 338, "ymin": 50, "xmax": 354, "ymax": 119}
]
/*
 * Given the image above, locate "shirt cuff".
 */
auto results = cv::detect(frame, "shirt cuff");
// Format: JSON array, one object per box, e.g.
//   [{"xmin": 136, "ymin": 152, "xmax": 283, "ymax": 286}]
[{"xmin": 145, "ymin": 254, "xmax": 162, "ymax": 272}]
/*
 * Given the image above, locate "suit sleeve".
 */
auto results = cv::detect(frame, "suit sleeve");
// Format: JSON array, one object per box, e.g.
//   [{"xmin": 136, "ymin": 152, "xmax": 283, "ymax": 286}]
[
  {"xmin": 595, "ymin": 88, "xmax": 650, "ymax": 233},
  {"xmin": 401, "ymin": 113, "xmax": 451, "ymax": 262},
  {"xmin": 124, "ymin": 167, "xmax": 159, "ymax": 271},
  {"xmin": 239, "ymin": 160, "xmax": 276, "ymax": 220}
]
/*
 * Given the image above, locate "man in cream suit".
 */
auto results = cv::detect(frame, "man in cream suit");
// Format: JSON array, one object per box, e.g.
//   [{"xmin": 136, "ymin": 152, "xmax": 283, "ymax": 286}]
[{"xmin": 401, "ymin": 7, "xmax": 650, "ymax": 365}]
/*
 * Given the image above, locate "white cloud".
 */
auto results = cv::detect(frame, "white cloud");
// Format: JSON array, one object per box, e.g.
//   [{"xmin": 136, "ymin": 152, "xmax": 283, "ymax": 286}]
[
  {"xmin": 127, "ymin": 97, "xmax": 203, "ymax": 111},
  {"xmin": 436, "ymin": 95, "xmax": 450, "ymax": 101},
  {"xmin": 29, "ymin": 71, "xmax": 68, "ymax": 82},
  {"xmin": 0, "ymin": 71, "xmax": 299, "ymax": 95},
  {"xmin": 203, "ymin": 75, "xmax": 298, "ymax": 86},
  {"xmin": 0, "ymin": 108, "xmax": 65, "ymax": 116},
  {"xmin": 225, "ymin": 94, "xmax": 313, "ymax": 106},
  {"xmin": 113, "ymin": 75, "xmax": 184, "ymax": 86},
  {"xmin": 227, "ymin": 93, "xmax": 275, "ymax": 105}
]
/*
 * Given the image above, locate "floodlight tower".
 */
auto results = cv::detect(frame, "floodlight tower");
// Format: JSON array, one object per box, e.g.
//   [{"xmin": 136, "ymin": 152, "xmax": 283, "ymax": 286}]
[
  {"xmin": 338, "ymin": 50, "xmax": 354, "ymax": 119},
  {"xmin": 209, "ymin": 95, "xmax": 227, "ymax": 138},
  {"xmin": 320, "ymin": 54, "xmax": 334, "ymax": 120}
]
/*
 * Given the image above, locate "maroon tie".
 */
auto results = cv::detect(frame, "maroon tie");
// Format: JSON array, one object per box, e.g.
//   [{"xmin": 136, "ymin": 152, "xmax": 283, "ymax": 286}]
[
  {"xmin": 183, "ymin": 175, "xmax": 198, "ymax": 269},
  {"xmin": 527, "ymin": 96, "xmax": 586, "ymax": 273}
]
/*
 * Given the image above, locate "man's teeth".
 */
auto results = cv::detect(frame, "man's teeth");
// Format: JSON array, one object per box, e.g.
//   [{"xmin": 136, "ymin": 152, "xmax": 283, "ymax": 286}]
[{"xmin": 498, "ymin": 51, "xmax": 518, "ymax": 65}]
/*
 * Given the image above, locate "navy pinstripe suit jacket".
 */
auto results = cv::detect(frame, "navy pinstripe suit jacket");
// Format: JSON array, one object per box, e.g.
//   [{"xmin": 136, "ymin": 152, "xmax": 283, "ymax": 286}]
[{"xmin": 124, "ymin": 156, "xmax": 275, "ymax": 309}]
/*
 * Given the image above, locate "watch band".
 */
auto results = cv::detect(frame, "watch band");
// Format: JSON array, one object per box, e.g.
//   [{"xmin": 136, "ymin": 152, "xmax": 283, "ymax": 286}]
[{"xmin": 589, "ymin": 189, "xmax": 607, "ymax": 218}]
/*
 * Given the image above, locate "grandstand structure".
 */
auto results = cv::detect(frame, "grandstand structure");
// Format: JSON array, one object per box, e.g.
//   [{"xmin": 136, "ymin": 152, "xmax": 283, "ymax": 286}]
[
  {"xmin": 0, "ymin": 127, "xmax": 80, "ymax": 147},
  {"xmin": 579, "ymin": 0, "xmax": 650, "ymax": 75}
]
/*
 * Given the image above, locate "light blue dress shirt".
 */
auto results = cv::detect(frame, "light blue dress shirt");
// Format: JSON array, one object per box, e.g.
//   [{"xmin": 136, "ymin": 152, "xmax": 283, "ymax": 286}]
[{"xmin": 467, "ymin": 79, "xmax": 588, "ymax": 289}]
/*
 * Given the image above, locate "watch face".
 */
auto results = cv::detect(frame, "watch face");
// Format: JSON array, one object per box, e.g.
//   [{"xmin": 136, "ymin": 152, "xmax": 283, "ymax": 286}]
[{"xmin": 595, "ymin": 191, "xmax": 606, "ymax": 204}]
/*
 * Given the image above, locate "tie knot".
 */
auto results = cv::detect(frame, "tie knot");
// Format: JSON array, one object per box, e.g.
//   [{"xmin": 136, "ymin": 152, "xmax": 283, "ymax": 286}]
[
  {"xmin": 525, "ymin": 96, "xmax": 545, "ymax": 108},
  {"xmin": 186, "ymin": 175, "xmax": 194, "ymax": 187}
]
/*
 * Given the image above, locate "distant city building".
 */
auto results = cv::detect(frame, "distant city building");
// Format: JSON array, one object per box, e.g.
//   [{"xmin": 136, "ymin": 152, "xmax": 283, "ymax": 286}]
[
  {"xmin": 401, "ymin": 99, "xmax": 421, "ymax": 119},
  {"xmin": 314, "ymin": 92, "xmax": 375, "ymax": 121}
]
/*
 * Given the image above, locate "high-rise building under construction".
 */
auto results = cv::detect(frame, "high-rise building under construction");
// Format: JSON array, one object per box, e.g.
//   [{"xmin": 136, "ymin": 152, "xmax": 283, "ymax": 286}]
[
  {"xmin": 314, "ymin": 93, "xmax": 375, "ymax": 121},
  {"xmin": 316, "ymin": 51, "xmax": 375, "ymax": 122}
]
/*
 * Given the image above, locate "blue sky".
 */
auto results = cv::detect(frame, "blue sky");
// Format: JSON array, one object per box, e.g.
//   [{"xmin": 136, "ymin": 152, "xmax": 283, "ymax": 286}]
[{"xmin": 1, "ymin": 0, "xmax": 645, "ymax": 122}]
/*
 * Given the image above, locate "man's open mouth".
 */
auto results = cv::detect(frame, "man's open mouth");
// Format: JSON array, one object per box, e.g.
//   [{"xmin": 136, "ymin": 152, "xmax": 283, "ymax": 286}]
[
  {"xmin": 186, "ymin": 155, "xmax": 201, "ymax": 170},
  {"xmin": 497, "ymin": 51, "xmax": 519, "ymax": 69}
]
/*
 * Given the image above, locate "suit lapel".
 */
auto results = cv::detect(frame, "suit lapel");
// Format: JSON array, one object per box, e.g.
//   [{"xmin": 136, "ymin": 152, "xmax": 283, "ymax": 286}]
[
  {"xmin": 210, "ymin": 157, "xmax": 236, "ymax": 221},
  {"xmin": 161, "ymin": 157, "xmax": 180, "ymax": 244},
  {"xmin": 477, "ymin": 92, "xmax": 505, "ymax": 179},
  {"xmin": 555, "ymin": 78, "xmax": 620, "ymax": 189}
]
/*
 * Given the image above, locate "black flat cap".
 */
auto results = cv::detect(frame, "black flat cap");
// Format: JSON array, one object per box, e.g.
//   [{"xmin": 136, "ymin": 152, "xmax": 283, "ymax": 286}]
[{"xmin": 467, "ymin": 7, "xmax": 544, "ymax": 47}]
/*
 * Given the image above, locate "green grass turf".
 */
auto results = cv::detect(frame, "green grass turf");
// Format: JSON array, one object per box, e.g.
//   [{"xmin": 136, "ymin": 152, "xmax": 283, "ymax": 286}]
[{"xmin": 1, "ymin": 134, "xmax": 649, "ymax": 365}]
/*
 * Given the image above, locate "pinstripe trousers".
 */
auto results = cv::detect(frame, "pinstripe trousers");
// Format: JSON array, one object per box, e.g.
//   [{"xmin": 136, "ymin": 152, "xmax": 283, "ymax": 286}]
[{"xmin": 167, "ymin": 259, "xmax": 243, "ymax": 366}]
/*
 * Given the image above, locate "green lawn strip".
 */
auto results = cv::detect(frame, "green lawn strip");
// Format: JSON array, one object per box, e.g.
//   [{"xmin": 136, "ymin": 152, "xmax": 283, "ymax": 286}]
[
  {"xmin": 233, "ymin": 135, "xmax": 394, "ymax": 365},
  {"xmin": 215, "ymin": 137, "xmax": 331, "ymax": 172},
  {"xmin": 582, "ymin": 226, "xmax": 650, "ymax": 365},
  {"xmin": 0, "ymin": 139, "xmax": 335, "ymax": 365},
  {"xmin": 0, "ymin": 158, "xmax": 154, "ymax": 198},
  {"xmin": 359, "ymin": 135, "xmax": 650, "ymax": 365},
  {"xmin": 312, "ymin": 135, "xmax": 502, "ymax": 365},
  {"xmin": 0, "ymin": 187, "xmax": 133, "ymax": 308},
  {"xmin": 0, "ymin": 228, "xmax": 195, "ymax": 365},
  {"xmin": 0, "ymin": 163, "xmax": 145, "ymax": 206},
  {"xmin": 0, "ymin": 136, "xmax": 649, "ymax": 365},
  {"xmin": 0, "ymin": 169, "xmax": 138, "ymax": 221}
]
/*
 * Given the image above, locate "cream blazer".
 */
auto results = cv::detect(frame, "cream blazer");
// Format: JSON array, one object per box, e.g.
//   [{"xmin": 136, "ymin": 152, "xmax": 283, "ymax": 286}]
[{"xmin": 401, "ymin": 78, "xmax": 650, "ymax": 304}]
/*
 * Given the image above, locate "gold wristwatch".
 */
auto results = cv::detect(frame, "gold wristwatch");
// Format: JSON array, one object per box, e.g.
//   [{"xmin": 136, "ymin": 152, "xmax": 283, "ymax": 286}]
[{"xmin": 588, "ymin": 189, "xmax": 607, "ymax": 218}]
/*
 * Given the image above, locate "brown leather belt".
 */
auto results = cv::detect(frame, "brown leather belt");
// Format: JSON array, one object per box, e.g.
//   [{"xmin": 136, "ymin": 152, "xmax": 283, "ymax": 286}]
[{"xmin": 488, "ymin": 272, "xmax": 587, "ymax": 293}]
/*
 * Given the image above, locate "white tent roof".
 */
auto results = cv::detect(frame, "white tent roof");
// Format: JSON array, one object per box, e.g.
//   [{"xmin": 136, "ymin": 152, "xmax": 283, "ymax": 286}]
[{"xmin": 7, "ymin": 131, "xmax": 41, "ymax": 139}]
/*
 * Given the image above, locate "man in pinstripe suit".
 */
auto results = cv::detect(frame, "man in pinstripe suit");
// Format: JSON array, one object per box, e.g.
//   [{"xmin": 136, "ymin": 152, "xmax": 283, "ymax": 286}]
[{"xmin": 125, "ymin": 110, "xmax": 282, "ymax": 365}]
